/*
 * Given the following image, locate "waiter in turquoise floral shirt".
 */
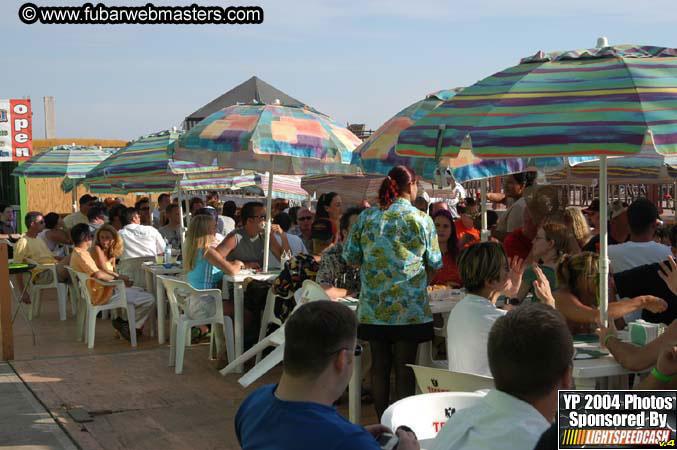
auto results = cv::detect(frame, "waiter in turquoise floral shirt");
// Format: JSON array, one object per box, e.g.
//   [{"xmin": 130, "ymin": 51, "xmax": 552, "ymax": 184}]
[{"xmin": 343, "ymin": 165, "xmax": 442, "ymax": 419}]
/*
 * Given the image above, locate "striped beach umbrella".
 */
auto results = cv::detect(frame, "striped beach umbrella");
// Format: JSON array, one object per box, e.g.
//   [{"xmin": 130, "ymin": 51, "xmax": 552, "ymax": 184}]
[
  {"xmin": 12, "ymin": 145, "xmax": 111, "ymax": 179},
  {"xmin": 397, "ymin": 45, "xmax": 677, "ymax": 159},
  {"xmin": 84, "ymin": 130, "xmax": 227, "ymax": 187},
  {"xmin": 397, "ymin": 42, "xmax": 677, "ymax": 326},
  {"xmin": 358, "ymin": 89, "xmax": 470, "ymax": 180}
]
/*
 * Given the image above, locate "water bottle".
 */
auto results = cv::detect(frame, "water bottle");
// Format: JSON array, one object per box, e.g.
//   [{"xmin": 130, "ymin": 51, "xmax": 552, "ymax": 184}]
[{"xmin": 164, "ymin": 240, "xmax": 172, "ymax": 265}]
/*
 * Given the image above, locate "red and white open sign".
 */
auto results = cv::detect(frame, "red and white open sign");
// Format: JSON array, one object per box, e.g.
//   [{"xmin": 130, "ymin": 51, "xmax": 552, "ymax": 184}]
[{"xmin": 0, "ymin": 99, "xmax": 32, "ymax": 162}]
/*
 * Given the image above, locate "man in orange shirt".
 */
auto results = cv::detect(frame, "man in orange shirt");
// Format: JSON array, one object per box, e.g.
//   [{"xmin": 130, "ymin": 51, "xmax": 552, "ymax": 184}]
[{"xmin": 455, "ymin": 197, "xmax": 480, "ymax": 247}]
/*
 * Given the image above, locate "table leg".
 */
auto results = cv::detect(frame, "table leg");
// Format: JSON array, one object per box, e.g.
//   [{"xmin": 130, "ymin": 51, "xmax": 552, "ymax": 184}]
[
  {"xmin": 156, "ymin": 276, "xmax": 166, "ymax": 344},
  {"xmin": 349, "ymin": 352, "xmax": 362, "ymax": 424},
  {"xmin": 144, "ymin": 269, "xmax": 154, "ymax": 296},
  {"xmin": 233, "ymin": 283, "xmax": 244, "ymax": 373}
]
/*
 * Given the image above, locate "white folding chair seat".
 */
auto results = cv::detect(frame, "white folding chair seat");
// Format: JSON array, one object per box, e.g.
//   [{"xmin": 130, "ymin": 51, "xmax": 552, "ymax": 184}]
[
  {"xmin": 381, "ymin": 392, "xmax": 485, "ymax": 441},
  {"xmin": 25, "ymin": 258, "xmax": 68, "ymax": 321},
  {"xmin": 73, "ymin": 269, "xmax": 138, "ymax": 349},
  {"xmin": 221, "ymin": 279, "xmax": 329, "ymax": 386},
  {"xmin": 159, "ymin": 275, "xmax": 235, "ymax": 375}
]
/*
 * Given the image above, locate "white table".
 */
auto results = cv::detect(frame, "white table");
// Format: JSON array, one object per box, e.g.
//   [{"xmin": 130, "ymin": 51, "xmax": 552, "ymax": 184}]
[
  {"xmin": 572, "ymin": 339, "xmax": 647, "ymax": 389},
  {"xmin": 142, "ymin": 263, "xmax": 182, "ymax": 344},
  {"xmin": 346, "ymin": 295, "xmax": 463, "ymax": 424},
  {"xmin": 223, "ymin": 270, "xmax": 281, "ymax": 373}
]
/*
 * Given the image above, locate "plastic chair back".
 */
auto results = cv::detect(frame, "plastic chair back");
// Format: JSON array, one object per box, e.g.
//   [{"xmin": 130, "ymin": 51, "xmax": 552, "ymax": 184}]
[
  {"xmin": 298, "ymin": 279, "xmax": 331, "ymax": 304},
  {"xmin": 381, "ymin": 392, "xmax": 485, "ymax": 441},
  {"xmin": 119, "ymin": 256, "xmax": 154, "ymax": 290},
  {"xmin": 408, "ymin": 364, "xmax": 494, "ymax": 394}
]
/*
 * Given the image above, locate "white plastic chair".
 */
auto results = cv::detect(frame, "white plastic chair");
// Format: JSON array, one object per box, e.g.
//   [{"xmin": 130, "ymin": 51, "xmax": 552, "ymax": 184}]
[
  {"xmin": 118, "ymin": 256, "xmax": 155, "ymax": 291},
  {"xmin": 73, "ymin": 270, "xmax": 138, "ymax": 349},
  {"xmin": 221, "ymin": 279, "xmax": 328, "ymax": 386},
  {"xmin": 25, "ymin": 258, "xmax": 68, "ymax": 321},
  {"xmin": 254, "ymin": 280, "xmax": 331, "ymax": 364},
  {"xmin": 159, "ymin": 275, "xmax": 234, "ymax": 375},
  {"xmin": 408, "ymin": 364, "xmax": 494, "ymax": 394},
  {"xmin": 381, "ymin": 392, "xmax": 486, "ymax": 441}
]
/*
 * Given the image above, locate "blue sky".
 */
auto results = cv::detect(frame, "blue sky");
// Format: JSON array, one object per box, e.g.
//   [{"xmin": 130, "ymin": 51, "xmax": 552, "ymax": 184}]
[{"xmin": 2, "ymin": 0, "xmax": 676, "ymax": 141}]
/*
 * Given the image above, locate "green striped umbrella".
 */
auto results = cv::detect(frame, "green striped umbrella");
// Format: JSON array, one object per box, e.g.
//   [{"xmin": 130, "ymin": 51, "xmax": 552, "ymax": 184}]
[
  {"xmin": 12, "ymin": 144, "xmax": 113, "ymax": 212},
  {"xmin": 12, "ymin": 145, "xmax": 111, "ymax": 179},
  {"xmin": 84, "ymin": 130, "xmax": 228, "ymax": 187}
]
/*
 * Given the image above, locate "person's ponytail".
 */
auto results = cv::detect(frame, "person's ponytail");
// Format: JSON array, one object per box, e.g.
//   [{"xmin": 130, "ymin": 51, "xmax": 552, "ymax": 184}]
[{"xmin": 378, "ymin": 166, "xmax": 416, "ymax": 210}]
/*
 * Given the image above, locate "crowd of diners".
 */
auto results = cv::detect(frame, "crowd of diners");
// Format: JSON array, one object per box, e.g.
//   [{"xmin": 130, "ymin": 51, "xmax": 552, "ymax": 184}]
[{"xmin": 4, "ymin": 169, "xmax": 677, "ymax": 450}]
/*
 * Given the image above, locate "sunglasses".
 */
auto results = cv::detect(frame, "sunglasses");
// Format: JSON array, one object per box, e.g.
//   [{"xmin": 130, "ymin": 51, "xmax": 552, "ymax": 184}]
[
  {"xmin": 252, "ymin": 215, "xmax": 267, "ymax": 220},
  {"xmin": 298, "ymin": 216, "xmax": 313, "ymax": 221}
]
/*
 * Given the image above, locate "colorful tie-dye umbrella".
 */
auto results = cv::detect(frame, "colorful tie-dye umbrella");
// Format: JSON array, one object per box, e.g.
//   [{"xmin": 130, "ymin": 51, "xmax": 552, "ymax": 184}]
[
  {"xmin": 170, "ymin": 102, "xmax": 362, "ymax": 271},
  {"xmin": 171, "ymin": 103, "xmax": 362, "ymax": 174},
  {"xmin": 397, "ymin": 42, "xmax": 677, "ymax": 326}
]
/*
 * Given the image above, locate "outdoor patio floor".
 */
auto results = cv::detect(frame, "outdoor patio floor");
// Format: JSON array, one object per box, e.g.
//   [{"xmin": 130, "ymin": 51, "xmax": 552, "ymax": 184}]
[{"xmin": 7, "ymin": 290, "xmax": 378, "ymax": 449}]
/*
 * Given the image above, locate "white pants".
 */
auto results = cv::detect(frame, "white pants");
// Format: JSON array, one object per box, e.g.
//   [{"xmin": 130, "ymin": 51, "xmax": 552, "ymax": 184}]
[{"xmin": 112, "ymin": 287, "xmax": 154, "ymax": 329}]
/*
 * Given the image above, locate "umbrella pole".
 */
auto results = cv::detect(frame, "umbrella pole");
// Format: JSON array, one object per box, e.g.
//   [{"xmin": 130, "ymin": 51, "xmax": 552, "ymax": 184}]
[
  {"xmin": 599, "ymin": 156, "xmax": 609, "ymax": 327},
  {"xmin": 480, "ymin": 179, "xmax": 488, "ymax": 242},
  {"xmin": 72, "ymin": 187, "xmax": 77, "ymax": 213},
  {"xmin": 262, "ymin": 157, "xmax": 274, "ymax": 273},
  {"xmin": 177, "ymin": 183, "xmax": 186, "ymax": 256}
]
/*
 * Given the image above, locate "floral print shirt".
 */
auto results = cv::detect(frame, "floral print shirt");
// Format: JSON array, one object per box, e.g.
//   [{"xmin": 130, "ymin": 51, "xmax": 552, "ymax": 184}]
[
  {"xmin": 316, "ymin": 243, "xmax": 361, "ymax": 294},
  {"xmin": 343, "ymin": 198, "xmax": 443, "ymax": 326}
]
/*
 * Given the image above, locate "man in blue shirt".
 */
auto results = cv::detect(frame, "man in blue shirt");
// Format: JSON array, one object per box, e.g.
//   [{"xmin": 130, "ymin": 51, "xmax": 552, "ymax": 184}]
[{"xmin": 235, "ymin": 301, "xmax": 419, "ymax": 450}]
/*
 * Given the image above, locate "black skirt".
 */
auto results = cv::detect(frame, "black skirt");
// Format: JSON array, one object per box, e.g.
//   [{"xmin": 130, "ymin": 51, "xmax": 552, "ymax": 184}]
[{"xmin": 358, "ymin": 322, "xmax": 434, "ymax": 343}]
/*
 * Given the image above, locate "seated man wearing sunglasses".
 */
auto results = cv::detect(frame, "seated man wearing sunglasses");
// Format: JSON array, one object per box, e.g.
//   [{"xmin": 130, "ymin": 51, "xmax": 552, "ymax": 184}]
[
  {"xmin": 236, "ymin": 301, "xmax": 419, "ymax": 450},
  {"xmin": 13, "ymin": 211, "xmax": 71, "ymax": 303}
]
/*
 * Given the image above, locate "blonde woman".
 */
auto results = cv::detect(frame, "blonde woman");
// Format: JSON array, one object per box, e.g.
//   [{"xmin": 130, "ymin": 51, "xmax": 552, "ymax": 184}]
[
  {"xmin": 183, "ymin": 215, "xmax": 244, "ymax": 320},
  {"xmin": 553, "ymin": 252, "xmax": 667, "ymax": 335},
  {"xmin": 82, "ymin": 224, "xmax": 155, "ymax": 341},
  {"xmin": 92, "ymin": 224, "xmax": 125, "ymax": 278},
  {"xmin": 565, "ymin": 206, "xmax": 591, "ymax": 250}
]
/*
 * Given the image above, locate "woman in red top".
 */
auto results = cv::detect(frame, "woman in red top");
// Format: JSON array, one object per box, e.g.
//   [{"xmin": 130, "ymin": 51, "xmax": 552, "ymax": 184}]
[{"xmin": 431, "ymin": 209, "xmax": 462, "ymax": 287}]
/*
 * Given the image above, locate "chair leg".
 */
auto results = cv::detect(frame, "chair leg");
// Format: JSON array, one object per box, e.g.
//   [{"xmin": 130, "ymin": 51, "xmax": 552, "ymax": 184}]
[
  {"xmin": 168, "ymin": 321, "xmax": 177, "ymax": 367},
  {"xmin": 87, "ymin": 308, "xmax": 97, "ymax": 349},
  {"xmin": 238, "ymin": 345, "xmax": 285, "ymax": 388},
  {"xmin": 57, "ymin": 283, "xmax": 67, "ymax": 321},
  {"xmin": 76, "ymin": 297, "xmax": 87, "ymax": 342},
  {"xmin": 220, "ymin": 332, "xmax": 280, "ymax": 376},
  {"xmin": 175, "ymin": 322, "xmax": 188, "ymax": 374},
  {"xmin": 223, "ymin": 317, "xmax": 235, "ymax": 364},
  {"xmin": 127, "ymin": 304, "xmax": 137, "ymax": 348}
]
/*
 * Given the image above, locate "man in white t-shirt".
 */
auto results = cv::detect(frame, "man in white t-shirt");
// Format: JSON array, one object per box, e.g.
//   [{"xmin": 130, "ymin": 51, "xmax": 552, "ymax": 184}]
[
  {"xmin": 447, "ymin": 242, "xmax": 524, "ymax": 377},
  {"xmin": 432, "ymin": 303, "xmax": 573, "ymax": 450},
  {"xmin": 118, "ymin": 207, "xmax": 166, "ymax": 259},
  {"xmin": 609, "ymin": 198, "xmax": 673, "ymax": 322}
]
